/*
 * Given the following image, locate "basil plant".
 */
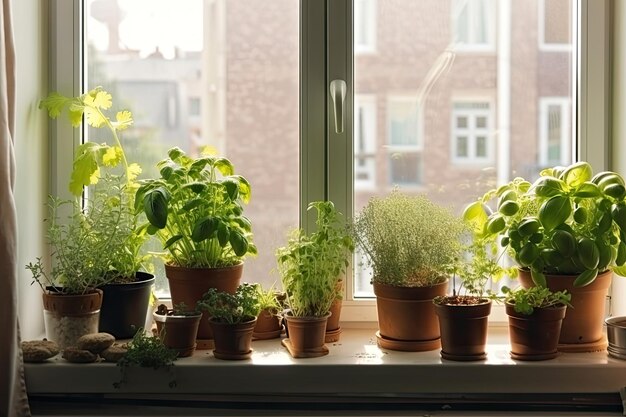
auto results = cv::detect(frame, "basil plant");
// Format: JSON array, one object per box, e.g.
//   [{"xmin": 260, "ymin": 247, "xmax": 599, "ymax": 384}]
[
  {"xmin": 464, "ymin": 162, "xmax": 626, "ymax": 287},
  {"xmin": 135, "ymin": 147, "xmax": 256, "ymax": 268}
]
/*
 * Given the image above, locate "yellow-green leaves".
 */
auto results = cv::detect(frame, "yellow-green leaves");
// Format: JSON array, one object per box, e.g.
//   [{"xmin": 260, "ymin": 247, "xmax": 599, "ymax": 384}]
[
  {"xmin": 560, "ymin": 161, "xmax": 592, "ymax": 188},
  {"xmin": 69, "ymin": 143, "xmax": 122, "ymax": 196},
  {"xmin": 113, "ymin": 110, "xmax": 134, "ymax": 131},
  {"xmin": 102, "ymin": 146, "xmax": 123, "ymax": 167},
  {"xmin": 39, "ymin": 92, "xmax": 73, "ymax": 119},
  {"xmin": 463, "ymin": 200, "xmax": 489, "ymax": 234}
]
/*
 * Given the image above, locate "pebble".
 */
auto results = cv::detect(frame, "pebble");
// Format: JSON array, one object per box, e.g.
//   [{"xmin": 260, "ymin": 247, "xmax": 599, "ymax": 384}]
[
  {"xmin": 77, "ymin": 332, "xmax": 115, "ymax": 353},
  {"xmin": 22, "ymin": 339, "xmax": 60, "ymax": 362}
]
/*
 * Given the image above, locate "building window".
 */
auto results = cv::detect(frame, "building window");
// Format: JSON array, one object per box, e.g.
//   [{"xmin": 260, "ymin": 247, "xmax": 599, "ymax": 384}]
[
  {"xmin": 539, "ymin": 0, "xmax": 572, "ymax": 51},
  {"xmin": 354, "ymin": 0, "xmax": 376, "ymax": 54},
  {"xmin": 354, "ymin": 95, "xmax": 377, "ymax": 190},
  {"xmin": 387, "ymin": 97, "xmax": 422, "ymax": 186},
  {"xmin": 539, "ymin": 98, "xmax": 570, "ymax": 167},
  {"xmin": 451, "ymin": 0, "xmax": 495, "ymax": 51},
  {"xmin": 451, "ymin": 101, "xmax": 492, "ymax": 164}
]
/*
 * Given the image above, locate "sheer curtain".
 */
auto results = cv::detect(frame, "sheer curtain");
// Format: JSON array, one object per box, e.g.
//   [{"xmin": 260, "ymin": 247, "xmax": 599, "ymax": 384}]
[{"xmin": 0, "ymin": 0, "xmax": 30, "ymax": 415}]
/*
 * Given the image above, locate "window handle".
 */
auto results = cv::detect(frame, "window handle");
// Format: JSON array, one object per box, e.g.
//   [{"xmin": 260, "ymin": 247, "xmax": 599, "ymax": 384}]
[{"xmin": 330, "ymin": 79, "xmax": 347, "ymax": 134}]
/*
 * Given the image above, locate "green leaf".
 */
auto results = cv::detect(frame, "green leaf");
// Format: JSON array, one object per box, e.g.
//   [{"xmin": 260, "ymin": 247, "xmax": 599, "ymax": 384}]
[
  {"xmin": 168, "ymin": 147, "xmax": 185, "ymax": 161},
  {"xmin": 613, "ymin": 265, "xmax": 626, "ymax": 277},
  {"xmin": 463, "ymin": 200, "xmax": 489, "ymax": 234},
  {"xmin": 113, "ymin": 110, "xmax": 133, "ymax": 131},
  {"xmin": 183, "ymin": 182, "xmax": 207, "ymax": 194},
  {"xmin": 83, "ymin": 106, "xmax": 107, "ymax": 128},
  {"xmin": 234, "ymin": 175, "xmax": 251, "ymax": 204},
  {"xmin": 144, "ymin": 188, "xmax": 169, "ymax": 229},
  {"xmin": 561, "ymin": 162, "xmax": 593, "ymax": 187},
  {"xmin": 69, "ymin": 142, "xmax": 105, "ymax": 196},
  {"xmin": 531, "ymin": 268, "xmax": 547, "ymax": 288},
  {"xmin": 39, "ymin": 92, "xmax": 72, "ymax": 118},
  {"xmin": 223, "ymin": 180, "xmax": 239, "ymax": 201},
  {"xmin": 573, "ymin": 268, "xmax": 598, "ymax": 287},
  {"xmin": 191, "ymin": 217, "xmax": 217, "ymax": 242},
  {"xmin": 229, "ymin": 231, "xmax": 248, "ymax": 257},
  {"xmin": 182, "ymin": 198, "xmax": 204, "ymax": 211},
  {"xmin": 217, "ymin": 221, "xmax": 230, "ymax": 246},
  {"xmin": 215, "ymin": 158, "xmax": 234, "ymax": 176},
  {"xmin": 101, "ymin": 146, "xmax": 123, "ymax": 167},
  {"xmin": 163, "ymin": 235, "xmax": 183, "ymax": 249},
  {"xmin": 84, "ymin": 89, "xmax": 112, "ymax": 110},
  {"xmin": 531, "ymin": 176, "xmax": 567, "ymax": 198},
  {"xmin": 573, "ymin": 181, "xmax": 601, "ymax": 198},
  {"xmin": 538, "ymin": 195, "xmax": 572, "ymax": 232}
]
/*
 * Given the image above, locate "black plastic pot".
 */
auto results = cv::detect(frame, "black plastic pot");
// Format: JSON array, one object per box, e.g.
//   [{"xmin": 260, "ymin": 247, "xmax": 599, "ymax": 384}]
[{"xmin": 99, "ymin": 272, "xmax": 155, "ymax": 339}]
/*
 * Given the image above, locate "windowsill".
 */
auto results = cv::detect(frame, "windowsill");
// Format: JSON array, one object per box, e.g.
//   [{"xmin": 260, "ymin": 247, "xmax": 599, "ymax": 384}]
[{"xmin": 25, "ymin": 327, "xmax": 626, "ymax": 398}]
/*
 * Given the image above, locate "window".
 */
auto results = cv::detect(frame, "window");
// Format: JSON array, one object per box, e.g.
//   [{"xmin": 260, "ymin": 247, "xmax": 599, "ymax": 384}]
[
  {"xmin": 50, "ymin": 0, "xmax": 609, "ymax": 323},
  {"xmin": 387, "ymin": 97, "xmax": 422, "ymax": 186},
  {"xmin": 539, "ymin": 98, "xmax": 571, "ymax": 167},
  {"xmin": 354, "ymin": 0, "xmax": 376, "ymax": 54},
  {"xmin": 354, "ymin": 95, "xmax": 377, "ymax": 190},
  {"xmin": 451, "ymin": 0, "xmax": 496, "ymax": 51},
  {"xmin": 451, "ymin": 101, "xmax": 493, "ymax": 164},
  {"xmin": 85, "ymin": 0, "xmax": 300, "ymax": 294},
  {"xmin": 539, "ymin": 0, "xmax": 572, "ymax": 51}
]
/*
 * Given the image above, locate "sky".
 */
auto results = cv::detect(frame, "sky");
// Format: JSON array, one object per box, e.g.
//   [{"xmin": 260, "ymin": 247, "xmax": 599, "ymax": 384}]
[{"xmin": 87, "ymin": 0, "xmax": 204, "ymax": 59}]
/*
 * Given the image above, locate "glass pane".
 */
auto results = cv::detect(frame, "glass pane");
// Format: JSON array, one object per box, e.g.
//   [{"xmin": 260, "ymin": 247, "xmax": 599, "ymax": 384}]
[
  {"xmin": 354, "ymin": 0, "xmax": 575, "ymax": 296},
  {"xmin": 86, "ymin": 0, "xmax": 300, "ymax": 295},
  {"xmin": 544, "ymin": 0, "xmax": 571, "ymax": 45},
  {"xmin": 456, "ymin": 136, "xmax": 468, "ymax": 157},
  {"xmin": 388, "ymin": 99, "xmax": 419, "ymax": 146},
  {"xmin": 389, "ymin": 152, "xmax": 421, "ymax": 185},
  {"xmin": 476, "ymin": 136, "xmax": 487, "ymax": 157}
]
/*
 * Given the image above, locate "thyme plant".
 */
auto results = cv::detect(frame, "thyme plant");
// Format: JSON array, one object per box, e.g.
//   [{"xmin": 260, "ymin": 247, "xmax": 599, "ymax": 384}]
[{"xmin": 353, "ymin": 190, "xmax": 465, "ymax": 287}]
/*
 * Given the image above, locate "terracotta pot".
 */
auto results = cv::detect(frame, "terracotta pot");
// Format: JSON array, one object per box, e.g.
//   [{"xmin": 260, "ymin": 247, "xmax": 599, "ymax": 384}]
[
  {"xmin": 283, "ymin": 313, "xmax": 329, "ymax": 353},
  {"xmin": 518, "ymin": 269, "xmax": 611, "ymax": 350},
  {"xmin": 165, "ymin": 263, "xmax": 242, "ymax": 342},
  {"xmin": 42, "ymin": 289, "xmax": 103, "ymax": 349},
  {"xmin": 253, "ymin": 308, "xmax": 282, "ymax": 339},
  {"xmin": 209, "ymin": 318, "xmax": 256, "ymax": 360},
  {"xmin": 506, "ymin": 302, "xmax": 567, "ymax": 361},
  {"xmin": 434, "ymin": 298, "xmax": 491, "ymax": 361},
  {"xmin": 373, "ymin": 281, "xmax": 447, "ymax": 346},
  {"xmin": 326, "ymin": 280, "xmax": 344, "ymax": 332},
  {"xmin": 153, "ymin": 310, "xmax": 202, "ymax": 357},
  {"xmin": 99, "ymin": 272, "xmax": 155, "ymax": 339}
]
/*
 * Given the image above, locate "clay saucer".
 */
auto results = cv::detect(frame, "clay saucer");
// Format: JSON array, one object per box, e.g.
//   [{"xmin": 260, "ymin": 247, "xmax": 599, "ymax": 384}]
[{"xmin": 376, "ymin": 331, "xmax": 440, "ymax": 352}]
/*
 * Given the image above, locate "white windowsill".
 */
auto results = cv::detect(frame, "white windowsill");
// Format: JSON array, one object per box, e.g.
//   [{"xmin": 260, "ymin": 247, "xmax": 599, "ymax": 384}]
[{"xmin": 25, "ymin": 327, "xmax": 626, "ymax": 399}]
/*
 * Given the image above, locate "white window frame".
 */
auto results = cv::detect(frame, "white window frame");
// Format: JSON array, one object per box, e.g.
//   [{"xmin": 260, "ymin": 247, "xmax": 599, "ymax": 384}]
[
  {"xmin": 48, "ymin": 0, "xmax": 612, "ymax": 325},
  {"xmin": 539, "ymin": 97, "xmax": 571, "ymax": 166},
  {"xmin": 450, "ymin": 99, "xmax": 494, "ymax": 165},
  {"xmin": 539, "ymin": 0, "xmax": 573, "ymax": 52},
  {"xmin": 354, "ymin": 0, "xmax": 376, "ymax": 54},
  {"xmin": 354, "ymin": 94, "xmax": 377, "ymax": 191},
  {"xmin": 386, "ymin": 95, "xmax": 423, "ymax": 187},
  {"xmin": 451, "ymin": 0, "xmax": 496, "ymax": 53}
]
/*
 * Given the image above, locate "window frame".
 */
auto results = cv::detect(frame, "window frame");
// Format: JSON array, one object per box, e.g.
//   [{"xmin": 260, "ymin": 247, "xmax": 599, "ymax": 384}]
[{"xmin": 49, "ymin": 0, "xmax": 613, "ymax": 324}]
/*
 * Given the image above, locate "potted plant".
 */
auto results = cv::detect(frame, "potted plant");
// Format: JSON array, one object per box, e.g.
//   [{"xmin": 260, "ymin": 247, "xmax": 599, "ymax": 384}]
[
  {"xmin": 501, "ymin": 286, "xmax": 571, "ymax": 360},
  {"xmin": 465, "ymin": 161, "xmax": 626, "ymax": 351},
  {"xmin": 353, "ymin": 190, "xmax": 465, "ymax": 352},
  {"xmin": 39, "ymin": 88, "xmax": 154, "ymax": 339},
  {"xmin": 135, "ymin": 147, "xmax": 256, "ymax": 347},
  {"xmin": 197, "ymin": 283, "xmax": 261, "ymax": 360},
  {"xmin": 153, "ymin": 303, "xmax": 202, "ymax": 358},
  {"xmin": 433, "ymin": 240, "xmax": 504, "ymax": 361},
  {"xmin": 277, "ymin": 201, "xmax": 353, "ymax": 358},
  {"xmin": 252, "ymin": 285, "xmax": 283, "ymax": 340}
]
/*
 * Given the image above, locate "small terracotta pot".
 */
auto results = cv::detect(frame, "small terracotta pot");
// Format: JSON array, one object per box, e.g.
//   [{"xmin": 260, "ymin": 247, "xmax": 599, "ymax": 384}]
[
  {"xmin": 165, "ymin": 263, "xmax": 242, "ymax": 343},
  {"xmin": 518, "ymin": 269, "xmax": 611, "ymax": 350},
  {"xmin": 153, "ymin": 310, "xmax": 202, "ymax": 357},
  {"xmin": 283, "ymin": 313, "xmax": 330, "ymax": 353},
  {"xmin": 506, "ymin": 302, "xmax": 567, "ymax": 361},
  {"xmin": 373, "ymin": 281, "xmax": 447, "ymax": 347},
  {"xmin": 326, "ymin": 279, "xmax": 344, "ymax": 333},
  {"xmin": 42, "ymin": 289, "xmax": 103, "ymax": 349},
  {"xmin": 209, "ymin": 318, "xmax": 257, "ymax": 360},
  {"xmin": 253, "ymin": 308, "xmax": 282, "ymax": 339},
  {"xmin": 434, "ymin": 298, "xmax": 491, "ymax": 361}
]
